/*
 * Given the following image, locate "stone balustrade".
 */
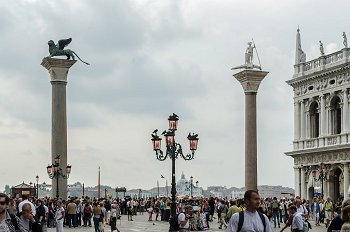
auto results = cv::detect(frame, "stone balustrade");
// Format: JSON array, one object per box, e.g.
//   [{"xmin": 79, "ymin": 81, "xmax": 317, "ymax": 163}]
[
  {"xmin": 293, "ymin": 133, "xmax": 349, "ymax": 150},
  {"xmin": 294, "ymin": 48, "xmax": 350, "ymax": 77}
]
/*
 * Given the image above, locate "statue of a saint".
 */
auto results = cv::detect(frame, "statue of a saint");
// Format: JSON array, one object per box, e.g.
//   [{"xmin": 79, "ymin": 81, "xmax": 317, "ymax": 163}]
[
  {"xmin": 319, "ymin": 41, "xmax": 325, "ymax": 56},
  {"xmin": 232, "ymin": 41, "xmax": 261, "ymax": 70},
  {"xmin": 343, "ymin": 32, "xmax": 348, "ymax": 48}
]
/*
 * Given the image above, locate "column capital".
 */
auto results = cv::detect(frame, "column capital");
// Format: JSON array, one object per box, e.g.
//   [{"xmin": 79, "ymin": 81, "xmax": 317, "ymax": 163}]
[
  {"xmin": 233, "ymin": 69, "xmax": 269, "ymax": 93},
  {"xmin": 41, "ymin": 57, "xmax": 76, "ymax": 83}
]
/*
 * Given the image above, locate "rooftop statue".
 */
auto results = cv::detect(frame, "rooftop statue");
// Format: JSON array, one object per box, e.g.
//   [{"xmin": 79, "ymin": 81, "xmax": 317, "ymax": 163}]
[
  {"xmin": 319, "ymin": 41, "xmax": 325, "ymax": 56},
  {"xmin": 232, "ymin": 41, "xmax": 261, "ymax": 70},
  {"xmin": 343, "ymin": 32, "xmax": 348, "ymax": 48},
  {"xmin": 47, "ymin": 38, "xmax": 90, "ymax": 65}
]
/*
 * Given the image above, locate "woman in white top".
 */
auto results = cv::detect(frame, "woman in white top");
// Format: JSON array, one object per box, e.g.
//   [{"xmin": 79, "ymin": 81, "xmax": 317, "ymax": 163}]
[
  {"xmin": 109, "ymin": 204, "xmax": 120, "ymax": 232},
  {"xmin": 55, "ymin": 201, "xmax": 65, "ymax": 232}
]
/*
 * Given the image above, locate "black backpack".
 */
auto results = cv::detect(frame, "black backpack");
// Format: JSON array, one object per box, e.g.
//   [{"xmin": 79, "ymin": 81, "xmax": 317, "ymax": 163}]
[
  {"xmin": 9, "ymin": 213, "xmax": 19, "ymax": 231},
  {"xmin": 237, "ymin": 211, "xmax": 266, "ymax": 232},
  {"xmin": 169, "ymin": 213, "xmax": 180, "ymax": 231}
]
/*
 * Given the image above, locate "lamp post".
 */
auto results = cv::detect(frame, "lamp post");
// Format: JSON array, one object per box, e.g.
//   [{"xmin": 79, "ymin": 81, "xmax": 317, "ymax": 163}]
[
  {"xmin": 312, "ymin": 163, "xmax": 331, "ymax": 199},
  {"xmin": 151, "ymin": 113, "xmax": 199, "ymax": 232},
  {"xmin": 36, "ymin": 175, "xmax": 39, "ymax": 198},
  {"xmin": 46, "ymin": 155, "xmax": 71, "ymax": 199},
  {"xmin": 190, "ymin": 176, "xmax": 193, "ymax": 197}
]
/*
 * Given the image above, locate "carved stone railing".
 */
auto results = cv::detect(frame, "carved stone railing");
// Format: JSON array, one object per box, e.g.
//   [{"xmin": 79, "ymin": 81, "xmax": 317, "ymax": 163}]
[
  {"xmin": 325, "ymin": 50, "xmax": 343, "ymax": 64},
  {"xmin": 294, "ymin": 48, "xmax": 350, "ymax": 75},
  {"xmin": 295, "ymin": 133, "xmax": 349, "ymax": 150}
]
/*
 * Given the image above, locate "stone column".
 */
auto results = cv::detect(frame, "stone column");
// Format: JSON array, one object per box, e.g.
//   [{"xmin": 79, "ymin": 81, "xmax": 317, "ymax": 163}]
[
  {"xmin": 41, "ymin": 58, "xmax": 76, "ymax": 200},
  {"xmin": 233, "ymin": 69, "xmax": 268, "ymax": 191},
  {"xmin": 320, "ymin": 95, "xmax": 326, "ymax": 136},
  {"xmin": 300, "ymin": 167, "xmax": 306, "ymax": 199},
  {"xmin": 294, "ymin": 101, "xmax": 300, "ymax": 140},
  {"xmin": 344, "ymin": 163, "xmax": 349, "ymax": 200},
  {"xmin": 300, "ymin": 101, "xmax": 306, "ymax": 139},
  {"xmin": 343, "ymin": 90, "xmax": 349, "ymax": 133},
  {"xmin": 294, "ymin": 167, "xmax": 300, "ymax": 197}
]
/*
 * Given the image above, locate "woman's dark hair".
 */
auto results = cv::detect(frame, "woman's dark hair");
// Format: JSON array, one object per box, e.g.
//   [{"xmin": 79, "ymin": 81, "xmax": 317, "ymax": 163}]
[
  {"xmin": 244, "ymin": 190, "xmax": 259, "ymax": 201},
  {"xmin": 0, "ymin": 193, "xmax": 10, "ymax": 204}
]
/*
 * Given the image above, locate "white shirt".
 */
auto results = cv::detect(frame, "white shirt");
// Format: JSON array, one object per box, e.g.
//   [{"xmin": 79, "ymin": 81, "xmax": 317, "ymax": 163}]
[
  {"xmin": 296, "ymin": 205, "xmax": 308, "ymax": 215},
  {"xmin": 18, "ymin": 199, "xmax": 36, "ymax": 216},
  {"xmin": 226, "ymin": 210, "xmax": 273, "ymax": 232},
  {"xmin": 291, "ymin": 212, "xmax": 304, "ymax": 230},
  {"xmin": 55, "ymin": 207, "xmax": 65, "ymax": 221},
  {"xmin": 178, "ymin": 212, "xmax": 189, "ymax": 229}
]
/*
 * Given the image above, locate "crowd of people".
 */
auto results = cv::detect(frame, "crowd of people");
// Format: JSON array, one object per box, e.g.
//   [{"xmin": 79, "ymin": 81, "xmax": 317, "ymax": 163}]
[{"xmin": 2, "ymin": 190, "xmax": 350, "ymax": 232}]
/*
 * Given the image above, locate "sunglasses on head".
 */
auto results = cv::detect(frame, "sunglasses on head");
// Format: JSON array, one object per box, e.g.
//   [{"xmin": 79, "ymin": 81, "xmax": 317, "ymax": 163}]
[{"xmin": 0, "ymin": 201, "xmax": 7, "ymax": 205}]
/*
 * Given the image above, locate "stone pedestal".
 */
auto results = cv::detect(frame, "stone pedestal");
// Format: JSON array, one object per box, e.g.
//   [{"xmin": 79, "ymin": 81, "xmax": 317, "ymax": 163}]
[
  {"xmin": 41, "ymin": 58, "xmax": 76, "ymax": 200},
  {"xmin": 233, "ymin": 69, "xmax": 268, "ymax": 191}
]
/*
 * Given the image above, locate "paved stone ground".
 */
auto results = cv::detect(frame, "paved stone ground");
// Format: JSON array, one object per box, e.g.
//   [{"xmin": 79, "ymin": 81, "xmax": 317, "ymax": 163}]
[{"xmin": 47, "ymin": 214, "xmax": 328, "ymax": 232}]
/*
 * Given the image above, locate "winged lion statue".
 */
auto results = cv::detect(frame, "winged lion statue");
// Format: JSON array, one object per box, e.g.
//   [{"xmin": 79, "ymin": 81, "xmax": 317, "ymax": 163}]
[{"xmin": 47, "ymin": 38, "xmax": 90, "ymax": 65}]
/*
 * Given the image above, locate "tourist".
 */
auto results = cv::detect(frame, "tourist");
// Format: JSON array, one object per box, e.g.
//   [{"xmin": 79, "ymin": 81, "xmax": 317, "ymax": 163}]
[
  {"xmin": 178, "ymin": 205, "xmax": 193, "ymax": 232},
  {"xmin": 226, "ymin": 190, "xmax": 272, "ymax": 232},
  {"xmin": 218, "ymin": 199, "xmax": 228, "ymax": 229},
  {"xmin": 66, "ymin": 199, "xmax": 77, "ymax": 228},
  {"xmin": 310, "ymin": 197, "xmax": 320, "ymax": 226},
  {"xmin": 287, "ymin": 205, "xmax": 304, "ymax": 232},
  {"xmin": 55, "ymin": 201, "xmax": 65, "ymax": 232},
  {"xmin": 92, "ymin": 202, "xmax": 102, "ymax": 232},
  {"xmin": 76, "ymin": 200, "xmax": 82, "ymax": 227},
  {"xmin": 83, "ymin": 201, "xmax": 92, "ymax": 227},
  {"xmin": 271, "ymin": 197, "xmax": 281, "ymax": 228},
  {"xmin": 18, "ymin": 195, "xmax": 36, "ymax": 216},
  {"xmin": 324, "ymin": 197, "xmax": 334, "ymax": 228},
  {"xmin": 226, "ymin": 200, "xmax": 240, "ymax": 222},
  {"xmin": 35, "ymin": 199, "xmax": 46, "ymax": 232},
  {"xmin": 146, "ymin": 199, "xmax": 153, "ymax": 221},
  {"xmin": 202, "ymin": 200, "xmax": 211, "ymax": 228},
  {"xmin": 18, "ymin": 203, "xmax": 42, "ymax": 232},
  {"xmin": 328, "ymin": 199, "xmax": 350, "ymax": 231},
  {"xmin": 0, "ymin": 193, "xmax": 23, "ymax": 232},
  {"xmin": 154, "ymin": 199, "xmax": 160, "ymax": 221},
  {"xmin": 109, "ymin": 204, "xmax": 120, "ymax": 232},
  {"xmin": 126, "ymin": 199, "xmax": 133, "ymax": 221}
]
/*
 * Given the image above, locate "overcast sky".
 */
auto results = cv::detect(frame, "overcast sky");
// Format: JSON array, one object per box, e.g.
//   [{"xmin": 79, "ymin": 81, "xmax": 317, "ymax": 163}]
[{"xmin": 0, "ymin": 0, "xmax": 349, "ymax": 191}]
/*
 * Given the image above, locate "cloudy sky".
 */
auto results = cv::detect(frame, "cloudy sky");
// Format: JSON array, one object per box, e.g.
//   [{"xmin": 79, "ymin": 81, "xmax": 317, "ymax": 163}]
[{"xmin": 0, "ymin": 0, "xmax": 349, "ymax": 191}]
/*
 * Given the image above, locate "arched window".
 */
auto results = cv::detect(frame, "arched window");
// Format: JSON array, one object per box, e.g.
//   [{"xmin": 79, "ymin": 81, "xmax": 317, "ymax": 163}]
[
  {"xmin": 309, "ymin": 101, "xmax": 319, "ymax": 138},
  {"xmin": 330, "ymin": 96, "xmax": 342, "ymax": 134}
]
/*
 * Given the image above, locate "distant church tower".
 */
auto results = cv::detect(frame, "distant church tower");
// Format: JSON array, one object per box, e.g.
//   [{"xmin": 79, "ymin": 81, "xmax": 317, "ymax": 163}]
[{"xmin": 286, "ymin": 28, "xmax": 350, "ymax": 201}]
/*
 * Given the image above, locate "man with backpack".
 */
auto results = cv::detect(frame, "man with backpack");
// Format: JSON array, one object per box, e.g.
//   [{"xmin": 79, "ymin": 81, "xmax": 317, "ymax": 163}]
[
  {"xmin": 226, "ymin": 190, "xmax": 272, "ymax": 232},
  {"xmin": 0, "ymin": 193, "xmax": 23, "ymax": 232},
  {"xmin": 270, "ymin": 197, "xmax": 280, "ymax": 228}
]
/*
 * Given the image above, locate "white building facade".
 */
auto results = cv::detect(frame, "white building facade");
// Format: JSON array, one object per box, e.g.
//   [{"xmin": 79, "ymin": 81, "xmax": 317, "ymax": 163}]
[{"xmin": 286, "ymin": 29, "xmax": 350, "ymax": 201}]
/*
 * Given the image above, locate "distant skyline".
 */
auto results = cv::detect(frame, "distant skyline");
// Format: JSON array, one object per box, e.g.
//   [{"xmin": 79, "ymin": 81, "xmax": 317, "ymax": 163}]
[{"xmin": 1, "ymin": 0, "xmax": 350, "ymax": 192}]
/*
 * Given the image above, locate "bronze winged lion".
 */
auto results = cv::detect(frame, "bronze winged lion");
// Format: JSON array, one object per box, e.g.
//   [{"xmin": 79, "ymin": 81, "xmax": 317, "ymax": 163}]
[{"xmin": 47, "ymin": 38, "xmax": 90, "ymax": 65}]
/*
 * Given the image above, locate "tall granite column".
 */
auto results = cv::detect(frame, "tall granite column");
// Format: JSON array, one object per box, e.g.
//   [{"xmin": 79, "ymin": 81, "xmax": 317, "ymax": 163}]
[
  {"xmin": 233, "ymin": 69, "xmax": 268, "ymax": 191},
  {"xmin": 41, "ymin": 58, "xmax": 76, "ymax": 200}
]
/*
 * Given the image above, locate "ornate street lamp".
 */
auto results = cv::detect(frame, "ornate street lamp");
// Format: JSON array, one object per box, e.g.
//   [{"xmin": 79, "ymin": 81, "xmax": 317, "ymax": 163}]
[
  {"xmin": 151, "ymin": 114, "xmax": 199, "ymax": 231},
  {"xmin": 47, "ymin": 155, "xmax": 71, "ymax": 199},
  {"xmin": 312, "ymin": 163, "xmax": 331, "ymax": 199}
]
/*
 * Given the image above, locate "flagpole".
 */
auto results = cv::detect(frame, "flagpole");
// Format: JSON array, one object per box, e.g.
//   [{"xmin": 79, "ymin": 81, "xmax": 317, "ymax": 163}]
[{"xmin": 98, "ymin": 167, "xmax": 101, "ymax": 199}]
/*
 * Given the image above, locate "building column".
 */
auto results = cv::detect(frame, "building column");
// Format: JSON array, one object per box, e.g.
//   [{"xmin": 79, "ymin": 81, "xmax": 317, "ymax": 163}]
[
  {"xmin": 41, "ymin": 58, "xmax": 76, "ymax": 200},
  {"xmin": 294, "ymin": 167, "xmax": 301, "ymax": 197},
  {"xmin": 301, "ymin": 167, "xmax": 306, "ymax": 199},
  {"xmin": 344, "ymin": 163, "xmax": 349, "ymax": 200},
  {"xmin": 306, "ymin": 110, "xmax": 310, "ymax": 138},
  {"xmin": 300, "ymin": 101, "xmax": 306, "ymax": 139},
  {"xmin": 233, "ymin": 69, "xmax": 268, "ymax": 191},
  {"xmin": 320, "ymin": 95, "xmax": 326, "ymax": 136},
  {"xmin": 343, "ymin": 90, "xmax": 349, "ymax": 133},
  {"xmin": 294, "ymin": 101, "xmax": 301, "ymax": 140}
]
